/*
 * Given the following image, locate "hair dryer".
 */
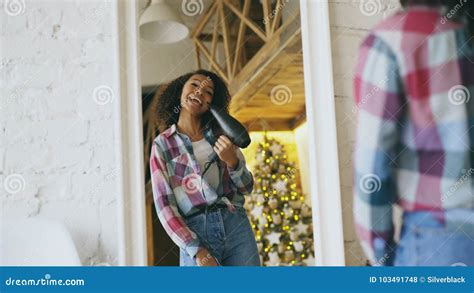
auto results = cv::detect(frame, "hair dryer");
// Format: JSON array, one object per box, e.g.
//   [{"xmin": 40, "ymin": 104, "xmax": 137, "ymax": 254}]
[
  {"xmin": 199, "ymin": 105, "xmax": 251, "ymax": 201},
  {"xmin": 200, "ymin": 104, "xmax": 251, "ymax": 173},
  {"xmin": 209, "ymin": 104, "xmax": 251, "ymax": 148}
]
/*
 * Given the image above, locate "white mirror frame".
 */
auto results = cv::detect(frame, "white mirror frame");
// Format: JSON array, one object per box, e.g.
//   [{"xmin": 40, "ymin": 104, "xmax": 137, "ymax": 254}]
[
  {"xmin": 300, "ymin": 0, "xmax": 346, "ymax": 266},
  {"xmin": 114, "ymin": 0, "xmax": 147, "ymax": 266},
  {"xmin": 113, "ymin": 0, "xmax": 346, "ymax": 266}
]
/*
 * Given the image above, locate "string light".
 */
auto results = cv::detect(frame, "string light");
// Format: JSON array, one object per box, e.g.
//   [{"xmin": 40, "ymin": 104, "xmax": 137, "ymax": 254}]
[{"xmin": 245, "ymin": 135, "xmax": 315, "ymax": 266}]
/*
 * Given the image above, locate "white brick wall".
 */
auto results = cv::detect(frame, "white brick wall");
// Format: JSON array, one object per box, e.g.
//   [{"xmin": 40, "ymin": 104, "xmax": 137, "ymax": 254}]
[
  {"xmin": 1, "ymin": 0, "xmax": 120, "ymax": 266},
  {"xmin": 328, "ymin": 0, "xmax": 400, "ymax": 266}
]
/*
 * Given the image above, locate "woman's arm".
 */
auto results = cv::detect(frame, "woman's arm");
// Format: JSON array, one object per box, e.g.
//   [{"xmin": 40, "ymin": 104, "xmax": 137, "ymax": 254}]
[{"xmin": 150, "ymin": 142, "xmax": 202, "ymax": 259}]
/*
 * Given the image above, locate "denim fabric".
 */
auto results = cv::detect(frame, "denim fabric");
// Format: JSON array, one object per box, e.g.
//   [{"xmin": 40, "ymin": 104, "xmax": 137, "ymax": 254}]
[
  {"xmin": 394, "ymin": 209, "xmax": 474, "ymax": 266},
  {"xmin": 179, "ymin": 206, "xmax": 261, "ymax": 266}
]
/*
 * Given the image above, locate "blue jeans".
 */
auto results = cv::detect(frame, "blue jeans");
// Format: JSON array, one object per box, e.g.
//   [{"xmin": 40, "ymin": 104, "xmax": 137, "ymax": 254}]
[
  {"xmin": 180, "ymin": 205, "xmax": 261, "ymax": 266},
  {"xmin": 394, "ymin": 209, "xmax": 474, "ymax": 266}
]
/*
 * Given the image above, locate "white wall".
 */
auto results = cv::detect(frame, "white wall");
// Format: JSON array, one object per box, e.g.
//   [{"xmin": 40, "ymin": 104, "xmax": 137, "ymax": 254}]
[
  {"xmin": 140, "ymin": 39, "xmax": 197, "ymax": 87},
  {"xmin": 139, "ymin": 38, "xmax": 226, "ymax": 87},
  {"xmin": 328, "ymin": 0, "xmax": 400, "ymax": 266},
  {"xmin": 1, "ymin": 0, "xmax": 121, "ymax": 265}
]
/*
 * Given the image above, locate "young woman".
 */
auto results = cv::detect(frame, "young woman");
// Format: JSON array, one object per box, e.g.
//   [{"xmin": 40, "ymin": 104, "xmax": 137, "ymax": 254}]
[
  {"xmin": 354, "ymin": 0, "xmax": 474, "ymax": 266},
  {"xmin": 149, "ymin": 69, "xmax": 261, "ymax": 266}
]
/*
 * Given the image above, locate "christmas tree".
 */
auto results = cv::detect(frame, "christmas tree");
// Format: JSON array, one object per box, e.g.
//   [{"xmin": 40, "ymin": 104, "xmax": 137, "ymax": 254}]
[{"xmin": 244, "ymin": 134, "xmax": 315, "ymax": 266}]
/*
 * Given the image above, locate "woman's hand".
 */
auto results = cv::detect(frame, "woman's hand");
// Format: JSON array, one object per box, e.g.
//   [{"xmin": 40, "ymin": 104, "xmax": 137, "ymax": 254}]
[
  {"xmin": 213, "ymin": 135, "xmax": 239, "ymax": 169},
  {"xmin": 196, "ymin": 247, "xmax": 219, "ymax": 266}
]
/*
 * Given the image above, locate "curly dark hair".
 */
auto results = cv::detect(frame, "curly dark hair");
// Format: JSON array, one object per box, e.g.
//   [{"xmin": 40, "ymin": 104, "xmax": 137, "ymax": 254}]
[
  {"xmin": 401, "ymin": 0, "xmax": 474, "ymax": 39},
  {"xmin": 155, "ymin": 69, "xmax": 231, "ymax": 134}
]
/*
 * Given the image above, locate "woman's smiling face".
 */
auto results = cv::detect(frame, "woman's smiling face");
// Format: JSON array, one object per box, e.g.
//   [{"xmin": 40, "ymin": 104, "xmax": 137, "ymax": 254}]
[{"xmin": 180, "ymin": 74, "xmax": 215, "ymax": 116}]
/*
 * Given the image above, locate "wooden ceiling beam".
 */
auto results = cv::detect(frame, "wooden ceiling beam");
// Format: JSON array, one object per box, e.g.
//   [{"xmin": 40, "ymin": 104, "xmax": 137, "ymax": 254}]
[
  {"xmin": 209, "ymin": 9, "xmax": 220, "ymax": 71},
  {"xmin": 262, "ymin": 0, "xmax": 271, "ymax": 37},
  {"xmin": 222, "ymin": 0, "xmax": 267, "ymax": 41},
  {"xmin": 190, "ymin": 2, "xmax": 218, "ymax": 38},
  {"xmin": 193, "ymin": 38, "xmax": 229, "ymax": 83},
  {"xmin": 232, "ymin": 0, "xmax": 251, "ymax": 76},
  {"xmin": 219, "ymin": 1, "xmax": 232, "ymax": 78},
  {"xmin": 197, "ymin": 33, "xmax": 223, "ymax": 42},
  {"xmin": 271, "ymin": 0, "xmax": 283, "ymax": 35}
]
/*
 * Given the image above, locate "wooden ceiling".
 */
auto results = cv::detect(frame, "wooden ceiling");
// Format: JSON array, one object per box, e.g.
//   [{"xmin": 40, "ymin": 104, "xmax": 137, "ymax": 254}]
[
  {"xmin": 228, "ymin": 40, "xmax": 305, "ymax": 132},
  {"xmin": 192, "ymin": 0, "xmax": 306, "ymax": 131}
]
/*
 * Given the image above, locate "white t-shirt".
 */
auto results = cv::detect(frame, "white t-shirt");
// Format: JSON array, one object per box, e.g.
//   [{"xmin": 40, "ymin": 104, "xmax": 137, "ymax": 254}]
[{"xmin": 191, "ymin": 138, "xmax": 220, "ymax": 194}]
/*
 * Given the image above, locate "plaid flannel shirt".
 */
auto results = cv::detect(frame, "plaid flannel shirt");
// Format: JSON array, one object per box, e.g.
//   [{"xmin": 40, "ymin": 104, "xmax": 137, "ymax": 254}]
[
  {"xmin": 150, "ymin": 123, "xmax": 254, "ymax": 258},
  {"xmin": 354, "ymin": 6, "xmax": 474, "ymax": 265}
]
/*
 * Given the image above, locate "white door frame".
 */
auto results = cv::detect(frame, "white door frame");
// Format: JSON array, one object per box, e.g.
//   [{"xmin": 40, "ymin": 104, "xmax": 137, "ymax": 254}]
[
  {"xmin": 114, "ymin": 0, "xmax": 147, "ymax": 266},
  {"xmin": 113, "ymin": 0, "xmax": 346, "ymax": 266},
  {"xmin": 300, "ymin": 0, "xmax": 346, "ymax": 266}
]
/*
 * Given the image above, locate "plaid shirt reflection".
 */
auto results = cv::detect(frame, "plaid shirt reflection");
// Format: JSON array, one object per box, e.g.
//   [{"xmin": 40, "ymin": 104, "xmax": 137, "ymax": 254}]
[
  {"xmin": 354, "ymin": 6, "xmax": 474, "ymax": 265},
  {"xmin": 150, "ymin": 123, "xmax": 254, "ymax": 259}
]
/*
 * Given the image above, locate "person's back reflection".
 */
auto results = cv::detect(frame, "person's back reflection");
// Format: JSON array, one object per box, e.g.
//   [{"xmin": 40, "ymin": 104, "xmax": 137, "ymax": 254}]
[{"xmin": 353, "ymin": 0, "xmax": 474, "ymax": 266}]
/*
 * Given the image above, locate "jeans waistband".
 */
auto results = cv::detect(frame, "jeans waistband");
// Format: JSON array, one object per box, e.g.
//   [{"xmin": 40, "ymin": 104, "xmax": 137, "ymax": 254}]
[{"xmin": 184, "ymin": 201, "xmax": 228, "ymax": 219}]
